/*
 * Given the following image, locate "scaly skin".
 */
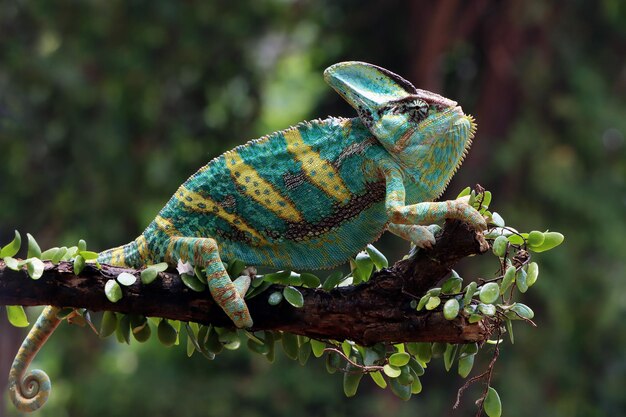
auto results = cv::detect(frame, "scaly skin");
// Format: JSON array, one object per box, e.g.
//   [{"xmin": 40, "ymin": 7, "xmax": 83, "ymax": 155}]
[{"xmin": 9, "ymin": 62, "xmax": 486, "ymax": 412}]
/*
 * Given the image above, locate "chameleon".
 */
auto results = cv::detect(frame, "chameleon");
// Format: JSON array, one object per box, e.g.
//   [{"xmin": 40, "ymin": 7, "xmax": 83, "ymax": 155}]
[{"xmin": 8, "ymin": 61, "xmax": 486, "ymax": 412}]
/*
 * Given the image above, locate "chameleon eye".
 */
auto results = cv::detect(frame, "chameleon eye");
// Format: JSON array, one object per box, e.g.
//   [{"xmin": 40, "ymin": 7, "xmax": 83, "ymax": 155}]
[{"xmin": 408, "ymin": 100, "xmax": 429, "ymax": 123}]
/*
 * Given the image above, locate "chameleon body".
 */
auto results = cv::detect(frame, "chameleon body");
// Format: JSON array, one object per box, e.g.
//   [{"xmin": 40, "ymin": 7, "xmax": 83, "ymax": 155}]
[{"xmin": 8, "ymin": 62, "xmax": 486, "ymax": 412}]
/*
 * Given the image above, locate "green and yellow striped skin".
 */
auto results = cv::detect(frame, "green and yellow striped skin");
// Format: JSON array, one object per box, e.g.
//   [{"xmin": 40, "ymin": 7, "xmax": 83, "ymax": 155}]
[{"xmin": 10, "ymin": 62, "xmax": 487, "ymax": 412}]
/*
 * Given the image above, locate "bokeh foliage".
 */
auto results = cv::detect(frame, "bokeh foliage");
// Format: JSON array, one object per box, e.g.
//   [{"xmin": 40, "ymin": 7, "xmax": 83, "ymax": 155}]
[{"xmin": 1, "ymin": 1, "xmax": 625, "ymax": 416}]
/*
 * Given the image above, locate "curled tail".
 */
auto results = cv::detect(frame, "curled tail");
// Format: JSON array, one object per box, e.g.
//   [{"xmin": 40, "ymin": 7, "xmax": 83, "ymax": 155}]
[{"xmin": 8, "ymin": 306, "xmax": 62, "ymax": 413}]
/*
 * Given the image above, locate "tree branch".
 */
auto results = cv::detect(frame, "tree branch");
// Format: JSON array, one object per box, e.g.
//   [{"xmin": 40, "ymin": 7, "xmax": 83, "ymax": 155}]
[{"xmin": 0, "ymin": 221, "xmax": 492, "ymax": 346}]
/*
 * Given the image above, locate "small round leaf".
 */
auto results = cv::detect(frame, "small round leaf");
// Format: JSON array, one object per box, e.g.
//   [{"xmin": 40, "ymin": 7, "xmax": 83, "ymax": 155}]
[
  {"xmin": 105, "ymin": 279, "xmax": 123, "ymax": 303},
  {"xmin": 283, "ymin": 286, "xmax": 304, "ymax": 308},
  {"xmin": 484, "ymin": 387, "xmax": 502, "ymax": 417},
  {"xmin": 479, "ymin": 283, "xmax": 500, "ymax": 304},
  {"xmin": 117, "ymin": 272, "xmax": 137, "ymax": 286},
  {"xmin": 443, "ymin": 299, "xmax": 460, "ymax": 320}
]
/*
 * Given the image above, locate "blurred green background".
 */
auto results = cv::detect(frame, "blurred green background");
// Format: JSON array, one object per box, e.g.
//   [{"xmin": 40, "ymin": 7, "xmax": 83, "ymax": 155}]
[{"xmin": 1, "ymin": 1, "xmax": 625, "ymax": 416}]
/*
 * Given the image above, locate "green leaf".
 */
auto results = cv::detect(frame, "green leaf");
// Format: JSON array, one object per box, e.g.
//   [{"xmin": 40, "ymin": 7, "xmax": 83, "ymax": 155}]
[
  {"xmin": 411, "ymin": 375, "xmax": 422, "ymax": 394},
  {"xmin": 354, "ymin": 252, "xmax": 374, "ymax": 281},
  {"xmin": 457, "ymin": 186, "xmax": 471, "ymax": 198},
  {"xmin": 459, "ymin": 342, "xmax": 479, "ymax": 357},
  {"xmin": 507, "ymin": 234, "xmax": 525, "ymax": 245},
  {"xmin": 132, "ymin": 318, "xmax": 151, "ymax": 343},
  {"xmin": 227, "ymin": 258, "xmax": 246, "ymax": 277},
  {"xmin": 281, "ymin": 332, "xmax": 299, "ymax": 360},
  {"xmin": 443, "ymin": 343, "xmax": 458, "ymax": 371},
  {"xmin": 479, "ymin": 282, "xmax": 500, "ymax": 304},
  {"xmin": 527, "ymin": 231, "xmax": 545, "ymax": 246},
  {"xmin": 326, "ymin": 352, "xmax": 340, "ymax": 374},
  {"xmin": 310, "ymin": 339, "xmax": 326, "ymax": 358},
  {"xmin": 458, "ymin": 354, "xmax": 475, "ymax": 378},
  {"xmin": 383, "ymin": 364, "xmax": 402, "ymax": 378},
  {"xmin": 267, "ymin": 291, "xmax": 283, "ymax": 305},
  {"xmin": 389, "ymin": 377, "xmax": 411, "ymax": 401},
  {"xmin": 298, "ymin": 342, "xmax": 312, "ymax": 365},
  {"xmin": 484, "ymin": 387, "xmax": 502, "ymax": 417},
  {"xmin": 491, "ymin": 212, "xmax": 505, "ymax": 227},
  {"xmin": 26, "ymin": 234, "xmax": 42, "ymax": 258},
  {"xmin": 342, "ymin": 340, "xmax": 353, "ymax": 357},
  {"xmin": 469, "ymin": 313, "xmax": 483, "ymax": 323},
  {"xmin": 116, "ymin": 272, "xmax": 137, "ymax": 286},
  {"xmin": 3, "ymin": 257, "xmax": 20, "ymax": 271},
  {"xmin": 397, "ymin": 365, "xmax": 414, "ymax": 386},
  {"xmin": 322, "ymin": 271, "xmax": 344, "ymax": 290},
  {"xmin": 40, "ymin": 247, "xmax": 58, "ymax": 260},
  {"xmin": 443, "ymin": 298, "xmax": 460, "ymax": 320},
  {"xmin": 415, "ymin": 342, "xmax": 432, "ymax": 364},
  {"xmin": 507, "ymin": 303, "xmax": 534, "ymax": 320},
  {"xmin": 408, "ymin": 357, "xmax": 425, "ymax": 376},
  {"xmin": 528, "ymin": 232, "xmax": 564, "ymax": 252},
  {"xmin": 79, "ymin": 251, "xmax": 99, "ymax": 260},
  {"xmin": 480, "ymin": 190, "xmax": 492, "ymax": 210},
  {"xmin": 77, "ymin": 239, "xmax": 87, "ymax": 252},
  {"xmin": 478, "ymin": 303, "xmax": 496, "ymax": 316},
  {"xmin": 389, "ymin": 352, "xmax": 410, "ymax": 367},
  {"xmin": 283, "ymin": 286, "xmax": 304, "ymax": 308},
  {"xmin": 263, "ymin": 270, "xmax": 292, "ymax": 284},
  {"xmin": 157, "ymin": 319, "xmax": 178, "ymax": 347},
  {"xmin": 463, "ymin": 281, "xmax": 477, "ymax": 306},
  {"xmin": 425, "ymin": 296, "xmax": 441, "ymax": 310},
  {"xmin": 492, "ymin": 235, "xmax": 508, "ymax": 257},
  {"xmin": 441, "ymin": 277, "xmax": 463, "ymax": 294},
  {"xmin": 181, "ymin": 272, "xmax": 206, "ymax": 292},
  {"xmin": 416, "ymin": 294, "xmax": 430, "ymax": 311},
  {"xmin": 1, "ymin": 231, "xmax": 21, "ymax": 258},
  {"xmin": 526, "ymin": 262, "xmax": 539, "ymax": 287},
  {"xmin": 501, "ymin": 266, "xmax": 516, "ymax": 295},
  {"xmin": 116, "ymin": 314, "xmax": 131, "ymax": 344},
  {"xmin": 299, "ymin": 272, "xmax": 321, "ymax": 288},
  {"xmin": 516, "ymin": 268, "xmax": 529, "ymax": 293},
  {"xmin": 26, "ymin": 258, "xmax": 45, "ymax": 279},
  {"xmin": 73, "ymin": 255, "xmax": 86, "ymax": 275},
  {"xmin": 6, "ymin": 306, "xmax": 29, "ymax": 327},
  {"xmin": 369, "ymin": 371, "xmax": 387, "ymax": 389},
  {"xmin": 140, "ymin": 267, "xmax": 159, "ymax": 284},
  {"xmin": 150, "ymin": 262, "xmax": 169, "ymax": 272},
  {"xmin": 366, "ymin": 244, "xmax": 388, "ymax": 269},
  {"xmin": 343, "ymin": 363, "xmax": 364, "ymax": 397},
  {"xmin": 99, "ymin": 311, "xmax": 117, "ymax": 338},
  {"xmin": 51, "ymin": 247, "xmax": 67, "ymax": 264},
  {"xmin": 105, "ymin": 279, "xmax": 123, "ymax": 303}
]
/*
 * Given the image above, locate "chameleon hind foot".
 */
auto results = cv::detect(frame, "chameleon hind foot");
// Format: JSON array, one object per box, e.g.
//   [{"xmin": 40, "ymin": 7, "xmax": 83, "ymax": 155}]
[{"xmin": 167, "ymin": 236, "xmax": 253, "ymax": 328}]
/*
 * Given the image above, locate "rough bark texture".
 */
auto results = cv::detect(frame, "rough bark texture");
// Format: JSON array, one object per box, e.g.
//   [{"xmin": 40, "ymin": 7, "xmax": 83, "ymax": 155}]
[{"xmin": 0, "ymin": 221, "xmax": 492, "ymax": 346}]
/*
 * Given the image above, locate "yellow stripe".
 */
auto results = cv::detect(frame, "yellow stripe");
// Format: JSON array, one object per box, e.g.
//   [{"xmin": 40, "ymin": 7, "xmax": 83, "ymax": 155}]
[
  {"xmin": 176, "ymin": 186, "xmax": 267, "ymax": 243},
  {"xmin": 283, "ymin": 128, "xmax": 350, "ymax": 202},
  {"xmin": 109, "ymin": 246, "xmax": 126, "ymax": 266},
  {"xmin": 135, "ymin": 235, "xmax": 150, "ymax": 263},
  {"xmin": 225, "ymin": 151, "xmax": 303, "ymax": 222},
  {"xmin": 155, "ymin": 215, "xmax": 180, "ymax": 236}
]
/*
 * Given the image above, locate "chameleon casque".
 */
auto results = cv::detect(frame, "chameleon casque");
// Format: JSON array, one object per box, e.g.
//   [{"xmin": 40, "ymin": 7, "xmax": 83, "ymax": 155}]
[{"xmin": 8, "ymin": 61, "xmax": 486, "ymax": 412}]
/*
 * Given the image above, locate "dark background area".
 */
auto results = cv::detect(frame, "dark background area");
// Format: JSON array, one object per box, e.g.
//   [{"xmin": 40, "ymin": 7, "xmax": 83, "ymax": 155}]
[{"xmin": 1, "ymin": 1, "xmax": 625, "ymax": 416}]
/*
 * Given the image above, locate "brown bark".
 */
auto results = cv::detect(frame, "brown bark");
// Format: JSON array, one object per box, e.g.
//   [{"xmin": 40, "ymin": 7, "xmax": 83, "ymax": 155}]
[{"xmin": 0, "ymin": 221, "xmax": 491, "ymax": 346}]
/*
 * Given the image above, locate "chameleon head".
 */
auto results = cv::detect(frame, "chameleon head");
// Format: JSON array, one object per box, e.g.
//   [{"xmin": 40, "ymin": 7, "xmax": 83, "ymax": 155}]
[{"xmin": 324, "ymin": 62, "xmax": 476, "ymax": 187}]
